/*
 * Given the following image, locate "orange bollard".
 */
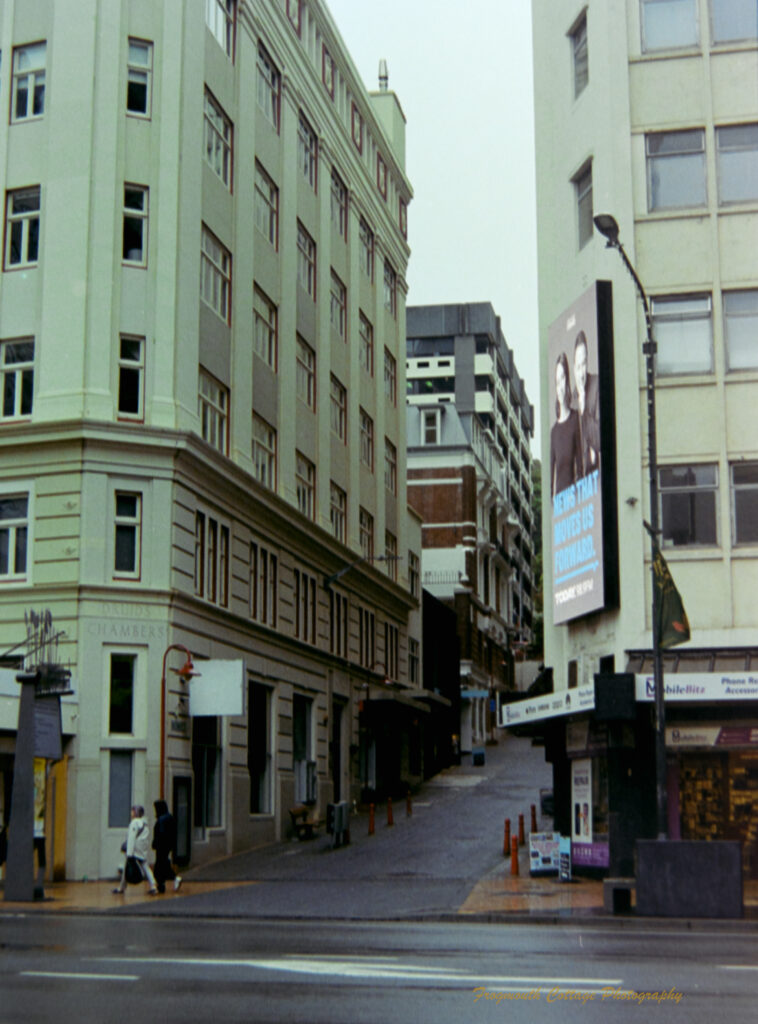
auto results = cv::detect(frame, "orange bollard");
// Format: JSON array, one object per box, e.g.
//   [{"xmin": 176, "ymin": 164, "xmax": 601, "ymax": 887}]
[
  {"xmin": 368, "ymin": 803, "xmax": 375, "ymax": 836},
  {"xmin": 531, "ymin": 803, "xmax": 538, "ymax": 833},
  {"xmin": 407, "ymin": 789, "xmax": 412, "ymax": 817},
  {"xmin": 504, "ymin": 818, "xmax": 511, "ymax": 856},
  {"xmin": 518, "ymin": 813, "xmax": 525, "ymax": 845},
  {"xmin": 387, "ymin": 797, "xmax": 394, "ymax": 827},
  {"xmin": 510, "ymin": 835, "xmax": 519, "ymax": 876}
]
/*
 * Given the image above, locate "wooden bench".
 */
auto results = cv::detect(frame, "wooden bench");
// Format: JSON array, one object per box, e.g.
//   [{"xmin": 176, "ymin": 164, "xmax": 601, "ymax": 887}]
[
  {"xmin": 289, "ymin": 805, "xmax": 320, "ymax": 840},
  {"xmin": 603, "ymin": 876, "xmax": 635, "ymax": 913}
]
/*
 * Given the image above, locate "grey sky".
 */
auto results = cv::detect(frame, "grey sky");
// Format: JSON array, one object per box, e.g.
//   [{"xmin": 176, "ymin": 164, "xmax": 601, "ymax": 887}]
[{"xmin": 325, "ymin": 0, "xmax": 541, "ymax": 445}]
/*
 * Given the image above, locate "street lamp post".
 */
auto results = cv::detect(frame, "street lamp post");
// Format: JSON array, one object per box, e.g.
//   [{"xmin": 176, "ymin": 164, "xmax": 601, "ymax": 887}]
[
  {"xmin": 593, "ymin": 213, "xmax": 667, "ymax": 840},
  {"xmin": 159, "ymin": 644, "xmax": 197, "ymax": 802}
]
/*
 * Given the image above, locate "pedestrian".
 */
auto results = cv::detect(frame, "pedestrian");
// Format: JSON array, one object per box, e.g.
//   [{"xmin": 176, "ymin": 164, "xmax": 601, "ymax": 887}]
[
  {"xmin": 112, "ymin": 805, "xmax": 158, "ymax": 895},
  {"xmin": 152, "ymin": 799, "xmax": 182, "ymax": 894}
]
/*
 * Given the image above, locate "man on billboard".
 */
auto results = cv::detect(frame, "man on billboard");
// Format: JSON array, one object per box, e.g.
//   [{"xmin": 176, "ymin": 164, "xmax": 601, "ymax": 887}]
[{"xmin": 573, "ymin": 330, "xmax": 600, "ymax": 477}]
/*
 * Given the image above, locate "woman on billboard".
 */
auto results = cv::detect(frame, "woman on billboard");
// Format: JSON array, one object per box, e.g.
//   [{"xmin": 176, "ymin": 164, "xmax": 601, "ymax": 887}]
[{"xmin": 550, "ymin": 351, "xmax": 581, "ymax": 498}]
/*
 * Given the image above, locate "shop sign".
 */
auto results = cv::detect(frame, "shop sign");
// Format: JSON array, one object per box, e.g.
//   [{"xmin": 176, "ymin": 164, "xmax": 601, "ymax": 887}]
[
  {"xmin": 636, "ymin": 673, "xmax": 758, "ymax": 703},
  {"xmin": 667, "ymin": 724, "xmax": 758, "ymax": 748},
  {"xmin": 529, "ymin": 831, "xmax": 560, "ymax": 875},
  {"xmin": 499, "ymin": 682, "xmax": 595, "ymax": 727},
  {"xmin": 189, "ymin": 659, "xmax": 244, "ymax": 716},
  {"xmin": 571, "ymin": 841, "xmax": 609, "ymax": 867}
]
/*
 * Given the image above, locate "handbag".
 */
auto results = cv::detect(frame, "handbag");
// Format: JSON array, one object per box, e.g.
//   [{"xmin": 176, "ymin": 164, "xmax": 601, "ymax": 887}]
[{"xmin": 124, "ymin": 856, "xmax": 143, "ymax": 885}]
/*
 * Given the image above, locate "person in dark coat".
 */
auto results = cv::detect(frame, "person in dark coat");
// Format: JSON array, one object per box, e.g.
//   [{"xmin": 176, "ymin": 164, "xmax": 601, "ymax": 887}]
[{"xmin": 152, "ymin": 799, "xmax": 181, "ymax": 894}]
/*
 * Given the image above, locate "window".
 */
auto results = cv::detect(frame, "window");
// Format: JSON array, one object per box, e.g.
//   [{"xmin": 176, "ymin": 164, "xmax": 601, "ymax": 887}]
[
  {"xmin": 297, "ymin": 222, "xmax": 316, "ymax": 298},
  {"xmin": 384, "ymin": 622, "xmax": 399, "ymax": 678},
  {"xmin": 712, "ymin": 0, "xmax": 758, "ymax": 42},
  {"xmin": 359, "ymin": 409, "xmax": 374, "ymax": 470},
  {"xmin": 292, "ymin": 694, "xmax": 315, "ymax": 801},
  {"xmin": 294, "ymin": 568, "xmax": 317, "ymax": 644},
  {"xmin": 117, "ymin": 335, "xmax": 144, "ymax": 419},
  {"xmin": 652, "ymin": 295, "xmax": 713, "ymax": 375},
  {"xmin": 298, "ymin": 112, "xmax": 318, "ymax": 189},
  {"xmin": 331, "ymin": 169, "xmax": 348, "ymax": 239},
  {"xmin": 11, "ymin": 42, "xmax": 45, "ymax": 122},
  {"xmin": 384, "ymin": 531, "xmax": 398, "ymax": 581},
  {"xmin": 732, "ymin": 463, "xmax": 758, "ymax": 544},
  {"xmin": 5, "ymin": 187, "xmax": 40, "ymax": 268},
  {"xmin": 1, "ymin": 339, "xmax": 34, "ymax": 419},
  {"xmin": 359, "ymin": 313, "xmax": 374, "ymax": 374},
  {"xmin": 724, "ymin": 290, "xmax": 758, "ymax": 371},
  {"xmin": 399, "ymin": 198, "xmax": 408, "ymax": 239},
  {"xmin": 254, "ymin": 162, "xmax": 278, "ymax": 248},
  {"xmin": 660, "ymin": 464, "xmax": 718, "ymax": 547},
  {"xmin": 377, "ymin": 153, "xmax": 387, "ymax": 199},
  {"xmin": 114, "ymin": 492, "xmax": 141, "ymax": 576},
  {"xmin": 287, "ymin": 0, "xmax": 302, "ymax": 35},
  {"xmin": 194, "ymin": 509, "xmax": 230, "ymax": 605},
  {"xmin": 193, "ymin": 715, "xmax": 222, "ymax": 828},
  {"xmin": 384, "ymin": 439, "xmax": 397, "ymax": 494},
  {"xmin": 256, "ymin": 42, "xmax": 280, "ymax": 130},
  {"xmin": 109, "ymin": 654, "xmax": 135, "ymax": 735},
  {"xmin": 201, "ymin": 225, "xmax": 231, "ymax": 322},
  {"xmin": 322, "ymin": 45, "xmax": 335, "ymax": 98},
  {"xmin": 296, "ymin": 336, "xmax": 316, "ymax": 409},
  {"xmin": 330, "ymin": 482, "xmax": 346, "ymax": 542},
  {"xmin": 248, "ymin": 682, "xmax": 272, "ymax": 814},
  {"xmin": 641, "ymin": 0, "xmax": 698, "ymax": 50},
  {"xmin": 383, "ymin": 260, "xmax": 396, "ymax": 316},
  {"xmin": 717, "ymin": 124, "xmax": 758, "ymax": 204},
  {"xmin": 123, "ymin": 185, "xmax": 148, "ymax": 265},
  {"xmin": 108, "ymin": 750, "xmax": 133, "ymax": 828},
  {"xmin": 295, "ymin": 452, "xmax": 316, "ymax": 520},
  {"xmin": 351, "ymin": 102, "xmax": 363, "ymax": 152},
  {"xmin": 408, "ymin": 551, "xmax": 420, "ymax": 599},
  {"xmin": 252, "ymin": 414, "xmax": 277, "ymax": 489},
  {"xmin": 329, "ymin": 588, "xmax": 348, "ymax": 657},
  {"xmin": 571, "ymin": 14, "xmax": 588, "ymax": 97},
  {"xmin": 330, "ymin": 375, "xmax": 346, "ymax": 441},
  {"xmin": 0, "ymin": 494, "xmax": 28, "ymax": 579},
  {"xmin": 206, "ymin": 0, "xmax": 235, "ymax": 57},
  {"xmin": 408, "ymin": 637, "xmax": 419, "ymax": 685},
  {"xmin": 384, "ymin": 348, "xmax": 397, "ymax": 405},
  {"xmin": 127, "ymin": 39, "xmax": 152, "ymax": 116},
  {"xmin": 359, "ymin": 507, "xmax": 374, "ymax": 560},
  {"xmin": 422, "ymin": 408, "xmax": 441, "ymax": 445},
  {"xmin": 574, "ymin": 163, "xmax": 593, "ymax": 248},
  {"xmin": 330, "ymin": 271, "xmax": 346, "ymax": 337},
  {"xmin": 250, "ymin": 540, "xmax": 278, "ymax": 626},
  {"xmin": 204, "ymin": 89, "xmax": 233, "ymax": 189},
  {"xmin": 253, "ymin": 286, "xmax": 277, "ymax": 369},
  {"xmin": 198, "ymin": 368, "xmax": 229, "ymax": 454},
  {"xmin": 646, "ymin": 129, "xmax": 706, "ymax": 210},
  {"xmin": 358, "ymin": 606, "xmax": 375, "ymax": 668},
  {"xmin": 359, "ymin": 217, "xmax": 374, "ymax": 280}
]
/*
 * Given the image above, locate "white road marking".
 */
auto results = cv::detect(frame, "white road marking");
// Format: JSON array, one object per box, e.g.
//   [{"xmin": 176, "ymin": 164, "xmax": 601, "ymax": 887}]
[
  {"xmin": 719, "ymin": 965, "xmax": 758, "ymax": 971},
  {"xmin": 21, "ymin": 971, "xmax": 138, "ymax": 982}
]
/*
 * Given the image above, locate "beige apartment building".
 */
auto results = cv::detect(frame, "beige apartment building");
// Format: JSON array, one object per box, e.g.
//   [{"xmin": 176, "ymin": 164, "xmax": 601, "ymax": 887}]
[{"xmin": 0, "ymin": 0, "xmax": 425, "ymax": 881}]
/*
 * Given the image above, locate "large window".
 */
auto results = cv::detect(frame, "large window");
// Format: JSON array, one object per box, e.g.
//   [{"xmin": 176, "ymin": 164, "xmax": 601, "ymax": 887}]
[
  {"xmin": 376, "ymin": 153, "xmax": 388, "ymax": 199},
  {"xmin": 408, "ymin": 551, "xmax": 420, "ymax": 599},
  {"xmin": 330, "ymin": 168, "xmax": 347, "ymax": 239},
  {"xmin": 383, "ymin": 260, "xmax": 397, "ymax": 316},
  {"xmin": 1, "ymin": 338, "xmax": 34, "ymax": 419},
  {"xmin": 408, "ymin": 637, "xmax": 419, "ymax": 685},
  {"xmin": 646, "ymin": 129, "xmax": 706, "ymax": 210},
  {"xmin": 296, "ymin": 336, "xmax": 316, "ymax": 409},
  {"xmin": 330, "ymin": 482, "xmax": 346, "ymax": 542},
  {"xmin": 641, "ymin": 0, "xmax": 698, "ymax": 51},
  {"xmin": 0, "ymin": 494, "xmax": 28, "ymax": 579},
  {"xmin": 198, "ymin": 368, "xmax": 229, "ymax": 454},
  {"xmin": 322, "ymin": 45, "xmax": 335, "ymax": 99},
  {"xmin": 250, "ymin": 540, "xmax": 278, "ymax": 626},
  {"xmin": 11, "ymin": 42, "xmax": 46, "ymax": 122},
  {"xmin": 298, "ymin": 112, "xmax": 318, "ymax": 189},
  {"xmin": 717, "ymin": 124, "xmax": 758, "ymax": 204},
  {"xmin": 118, "ymin": 335, "xmax": 144, "ymax": 419},
  {"xmin": 127, "ymin": 39, "xmax": 152, "ymax": 116},
  {"xmin": 248, "ymin": 683, "xmax": 272, "ymax": 814},
  {"xmin": 123, "ymin": 185, "xmax": 148, "ymax": 265},
  {"xmin": 254, "ymin": 162, "xmax": 278, "ymax": 248},
  {"xmin": 384, "ymin": 348, "xmax": 397, "ymax": 405},
  {"xmin": 114, "ymin": 492, "xmax": 141, "ymax": 577},
  {"xmin": 732, "ymin": 463, "xmax": 758, "ymax": 545},
  {"xmin": 358, "ymin": 606, "xmax": 375, "ymax": 668},
  {"xmin": 359, "ymin": 506, "xmax": 373, "ymax": 560},
  {"xmin": 5, "ymin": 187, "xmax": 40, "ymax": 269},
  {"xmin": 329, "ymin": 588, "xmax": 348, "ymax": 657},
  {"xmin": 422, "ymin": 408, "xmax": 441, "ymax": 445},
  {"xmin": 108, "ymin": 750, "xmax": 133, "ymax": 828},
  {"xmin": 193, "ymin": 715, "xmax": 222, "ymax": 829},
  {"xmin": 384, "ymin": 438, "xmax": 397, "ymax": 494},
  {"xmin": 712, "ymin": 0, "xmax": 758, "ymax": 42},
  {"xmin": 724, "ymin": 290, "xmax": 758, "ymax": 371},
  {"xmin": 292, "ymin": 694, "xmax": 315, "ymax": 801},
  {"xmin": 295, "ymin": 451, "xmax": 316, "ymax": 520},
  {"xmin": 201, "ymin": 225, "xmax": 231, "ymax": 323},
  {"xmin": 204, "ymin": 89, "xmax": 233, "ymax": 189},
  {"xmin": 330, "ymin": 375, "xmax": 346, "ymax": 441},
  {"xmin": 256, "ymin": 43, "xmax": 280, "ymax": 130},
  {"xmin": 574, "ymin": 162, "xmax": 593, "ymax": 249},
  {"xmin": 359, "ymin": 313, "xmax": 374, "ymax": 374},
  {"xmin": 194, "ymin": 509, "xmax": 230, "ymax": 606},
  {"xmin": 294, "ymin": 569, "xmax": 317, "ymax": 644},
  {"xmin": 253, "ymin": 285, "xmax": 277, "ymax": 369},
  {"xmin": 652, "ymin": 295, "xmax": 713, "ymax": 375},
  {"xmin": 206, "ymin": 0, "xmax": 235, "ymax": 58},
  {"xmin": 252, "ymin": 414, "xmax": 277, "ymax": 489},
  {"xmin": 359, "ymin": 409, "xmax": 374, "ymax": 470},
  {"xmin": 384, "ymin": 621, "xmax": 399, "ymax": 677},
  {"xmin": 660, "ymin": 464, "xmax": 718, "ymax": 547},
  {"xmin": 384, "ymin": 531, "xmax": 398, "ymax": 582},
  {"xmin": 330, "ymin": 271, "xmax": 346, "ymax": 337},
  {"xmin": 297, "ymin": 222, "xmax": 316, "ymax": 299},
  {"xmin": 571, "ymin": 14, "xmax": 588, "ymax": 97},
  {"xmin": 109, "ymin": 653, "xmax": 136, "ymax": 734},
  {"xmin": 359, "ymin": 217, "xmax": 374, "ymax": 280}
]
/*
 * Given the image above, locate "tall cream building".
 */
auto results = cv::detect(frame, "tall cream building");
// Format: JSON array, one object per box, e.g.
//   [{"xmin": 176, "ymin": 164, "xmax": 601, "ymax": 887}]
[
  {"xmin": 0, "ymin": 0, "xmax": 424, "ymax": 880},
  {"xmin": 530, "ymin": 1, "xmax": 758, "ymax": 875}
]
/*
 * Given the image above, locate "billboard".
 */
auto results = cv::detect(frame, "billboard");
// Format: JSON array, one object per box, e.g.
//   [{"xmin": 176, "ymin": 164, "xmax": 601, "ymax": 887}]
[{"xmin": 548, "ymin": 282, "xmax": 618, "ymax": 624}]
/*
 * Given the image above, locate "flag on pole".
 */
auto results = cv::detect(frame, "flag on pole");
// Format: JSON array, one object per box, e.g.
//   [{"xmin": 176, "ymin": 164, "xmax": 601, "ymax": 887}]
[{"xmin": 652, "ymin": 541, "xmax": 690, "ymax": 648}]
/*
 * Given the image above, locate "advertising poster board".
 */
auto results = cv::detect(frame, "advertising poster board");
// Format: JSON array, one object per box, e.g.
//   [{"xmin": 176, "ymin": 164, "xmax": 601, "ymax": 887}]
[
  {"xmin": 559, "ymin": 835, "xmax": 572, "ymax": 881},
  {"xmin": 571, "ymin": 757, "xmax": 593, "ymax": 841},
  {"xmin": 529, "ymin": 831, "xmax": 560, "ymax": 875}
]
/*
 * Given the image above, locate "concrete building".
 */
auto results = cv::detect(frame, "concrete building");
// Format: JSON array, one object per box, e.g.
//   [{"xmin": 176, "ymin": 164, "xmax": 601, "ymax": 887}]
[
  {"xmin": 0, "ymin": 0, "xmax": 426, "ymax": 881},
  {"xmin": 529, "ymin": 0, "xmax": 758, "ymax": 876},
  {"xmin": 406, "ymin": 303, "xmax": 535, "ymax": 753}
]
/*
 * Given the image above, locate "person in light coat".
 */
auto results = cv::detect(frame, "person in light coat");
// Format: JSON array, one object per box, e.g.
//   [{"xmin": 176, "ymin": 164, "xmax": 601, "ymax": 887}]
[{"xmin": 112, "ymin": 805, "xmax": 158, "ymax": 895}]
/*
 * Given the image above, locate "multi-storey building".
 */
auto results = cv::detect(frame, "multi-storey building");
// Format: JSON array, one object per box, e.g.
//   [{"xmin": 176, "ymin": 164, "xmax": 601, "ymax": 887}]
[
  {"xmin": 406, "ymin": 303, "xmax": 535, "ymax": 752},
  {"xmin": 0, "ymin": 0, "xmax": 425, "ymax": 881},
  {"xmin": 530, "ymin": 0, "xmax": 758, "ymax": 876}
]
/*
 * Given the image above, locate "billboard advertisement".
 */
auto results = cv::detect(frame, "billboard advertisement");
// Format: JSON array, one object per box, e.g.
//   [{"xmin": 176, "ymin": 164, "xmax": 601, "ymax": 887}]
[{"xmin": 548, "ymin": 282, "xmax": 618, "ymax": 624}]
